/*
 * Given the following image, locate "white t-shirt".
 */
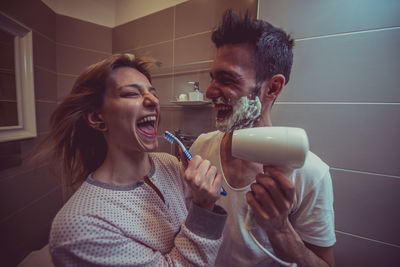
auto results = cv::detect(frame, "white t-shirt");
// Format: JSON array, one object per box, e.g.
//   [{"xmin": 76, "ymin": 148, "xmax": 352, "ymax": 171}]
[{"xmin": 190, "ymin": 131, "xmax": 336, "ymax": 266}]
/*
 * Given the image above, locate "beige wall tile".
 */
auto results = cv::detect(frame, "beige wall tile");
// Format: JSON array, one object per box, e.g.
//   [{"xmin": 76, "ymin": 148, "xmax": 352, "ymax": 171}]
[
  {"xmin": 0, "ymin": 0, "xmax": 56, "ymax": 40},
  {"xmin": 35, "ymin": 101, "xmax": 57, "ymax": 133},
  {"xmin": 335, "ymin": 232, "xmax": 400, "ymax": 266},
  {"xmin": 113, "ymin": 8, "xmax": 174, "ymax": 52},
  {"xmin": 175, "ymin": 0, "xmax": 258, "ymax": 38},
  {"xmin": 158, "ymin": 107, "xmax": 184, "ymax": 134},
  {"xmin": 127, "ymin": 41, "xmax": 174, "ymax": 68},
  {"xmin": 0, "ymin": 165, "xmax": 60, "ymax": 220},
  {"xmin": 332, "ymin": 169, "xmax": 400, "ymax": 246},
  {"xmin": 0, "ymin": 140, "xmax": 21, "ymax": 171},
  {"xmin": 0, "ymin": 101, "xmax": 18, "ymax": 126},
  {"xmin": 0, "ymin": 40, "xmax": 14, "ymax": 69},
  {"xmin": 56, "ymin": 44, "xmax": 109, "ymax": 75},
  {"xmin": 259, "ymin": 0, "xmax": 400, "ymax": 39},
  {"xmin": 152, "ymin": 75, "xmax": 174, "ymax": 106},
  {"xmin": 174, "ymin": 32, "xmax": 216, "ymax": 65},
  {"xmin": 0, "ymin": 187, "xmax": 62, "ymax": 266},
  {"xmin": 34, "ymin": 67, "xmax": 57, "ymax": 102},
  {"xmin": 56, "ymin": 14, "xmax": 112, "ymax": 53},
  {"xmin": 57, "ymin": 74, "xmax": 77, "ymax": 100},
  {"xmin": 271, "ymin": 103, "xmax": 400, "ymax": 176},
  {"xmin": 0, "ymin": 72, "xmax": 16, "ymax": 100},
  {"xmin": 33, "ymin": 32, "xmax": 56, "ymax": 71},
  {"xmin": 282, "ymin": 28, "xmax": 400, "ymax": 102}
]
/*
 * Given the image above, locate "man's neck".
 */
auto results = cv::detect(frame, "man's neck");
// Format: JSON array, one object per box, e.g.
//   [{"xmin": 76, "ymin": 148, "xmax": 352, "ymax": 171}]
[{"xmin": 220, "ymin": 132, "xmax": 263, "ymax": 188}]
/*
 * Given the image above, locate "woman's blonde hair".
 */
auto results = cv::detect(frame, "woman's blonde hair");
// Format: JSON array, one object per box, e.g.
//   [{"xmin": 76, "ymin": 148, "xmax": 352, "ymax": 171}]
[{"xmin": 34, "ymin": 53, "xmax": 157, "ymax": 200}]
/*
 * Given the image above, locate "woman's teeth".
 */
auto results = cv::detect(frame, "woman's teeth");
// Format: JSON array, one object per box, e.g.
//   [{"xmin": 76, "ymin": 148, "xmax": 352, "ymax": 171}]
[{"xmin": 137, "ymin": 116, "xmax": 156, "ymax": 124}]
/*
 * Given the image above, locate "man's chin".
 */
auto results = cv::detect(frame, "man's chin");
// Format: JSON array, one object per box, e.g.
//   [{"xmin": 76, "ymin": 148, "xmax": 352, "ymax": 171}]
[{"xmin": 215, "ymin": 118, "xmax": 233, "ymax": 132}]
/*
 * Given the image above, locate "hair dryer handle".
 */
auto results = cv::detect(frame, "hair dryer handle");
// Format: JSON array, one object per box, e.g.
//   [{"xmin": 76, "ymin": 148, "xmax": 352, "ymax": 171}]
[{"xmin": 243, "ymin": 205, "xmax": 256, "ymax": 230}]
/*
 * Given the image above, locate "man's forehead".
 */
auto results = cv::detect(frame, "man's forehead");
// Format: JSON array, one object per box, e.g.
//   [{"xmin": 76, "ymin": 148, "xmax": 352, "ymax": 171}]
[{"xmin": 214, "ymin": 44, "xmax": 255, "ymax": 69}]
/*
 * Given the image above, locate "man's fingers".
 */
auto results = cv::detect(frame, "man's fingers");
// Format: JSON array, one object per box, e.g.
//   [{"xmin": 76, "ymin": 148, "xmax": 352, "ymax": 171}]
[
  {"xmin": 255, "ymin": 175, "xmax": 291, "ymax": 212},
  {"xmin": 263, "ymin": 166, "xmax": 295, "ymax": 203},
  {"xmin": 250, "ymin": 183, "xmax": 280, "ymax": 218}
]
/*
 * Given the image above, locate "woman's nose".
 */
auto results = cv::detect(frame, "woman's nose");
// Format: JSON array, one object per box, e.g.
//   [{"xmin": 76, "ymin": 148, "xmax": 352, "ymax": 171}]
[{"xmin": 143, "ymin": 92, "xmax": 159, "ymax": 107}]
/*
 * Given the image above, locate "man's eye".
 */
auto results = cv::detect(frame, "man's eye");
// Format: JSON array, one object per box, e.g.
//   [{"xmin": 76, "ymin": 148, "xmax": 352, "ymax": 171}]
[{"xmin": 220, "ymin": 79, "xmax": 234, "ymax": 85}]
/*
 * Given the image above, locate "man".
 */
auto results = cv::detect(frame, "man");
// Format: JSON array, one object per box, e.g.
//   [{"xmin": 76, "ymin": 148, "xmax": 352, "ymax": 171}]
[{"xmin": 189, "ymin": 10, "xmax": 336, "ymax": 266}]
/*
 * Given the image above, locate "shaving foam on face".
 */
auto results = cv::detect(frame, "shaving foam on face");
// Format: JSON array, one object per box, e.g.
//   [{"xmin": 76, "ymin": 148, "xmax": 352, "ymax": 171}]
[{"xmin": 216, "ymin": 96, "xmax": 262, "ymax": 132}]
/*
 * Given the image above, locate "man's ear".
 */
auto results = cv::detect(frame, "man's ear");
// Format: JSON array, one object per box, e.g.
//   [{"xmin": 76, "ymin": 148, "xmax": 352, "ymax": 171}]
[
  {"xmin": 262, "ymin": 74, "xmax": 285, "ymax": 101},
  {"xmin": 87, "ymin": 112, "xmax": 107, "ymax": 131}
]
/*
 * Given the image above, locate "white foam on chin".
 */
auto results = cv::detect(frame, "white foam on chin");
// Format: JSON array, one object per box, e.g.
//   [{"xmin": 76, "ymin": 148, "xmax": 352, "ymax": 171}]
[{"xmin": 216, "ymin": 96, "xmax": 262, "ymax": 132}]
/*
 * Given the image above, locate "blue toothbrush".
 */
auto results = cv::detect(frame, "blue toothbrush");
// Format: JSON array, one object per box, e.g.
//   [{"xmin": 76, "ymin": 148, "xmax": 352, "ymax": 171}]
[{"xmin": 162, "ymin": 131, "xmax": 227, "ymax": 196}]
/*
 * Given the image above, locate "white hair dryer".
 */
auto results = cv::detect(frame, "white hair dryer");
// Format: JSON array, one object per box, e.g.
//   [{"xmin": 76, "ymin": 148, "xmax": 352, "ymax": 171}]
[
  {"xmin": 231, "ymin": 127, "xmax": 309, "ymax": 267},
  {"xmin": 232, "ymin": 126, "xmax": 309, "ymax": 170}
]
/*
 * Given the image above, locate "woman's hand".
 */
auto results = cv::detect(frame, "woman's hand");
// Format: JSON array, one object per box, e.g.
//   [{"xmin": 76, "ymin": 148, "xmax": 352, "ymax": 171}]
[{"xmin": 183, "ymin": 155, "xmax": 222, "ymax": 211}]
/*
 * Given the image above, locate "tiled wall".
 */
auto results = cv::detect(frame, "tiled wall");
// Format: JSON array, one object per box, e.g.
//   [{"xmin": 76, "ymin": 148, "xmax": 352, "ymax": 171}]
[
  {"xmin": 112, "ymin": 0, "xmax": 258, "ymax": 154},
  {"xmin": 259, "ymin": 0, "xmax": 400, "ymax": 265},
  {"xmin": 0, "ymin": 29, "xmax": 17, "ymax": 128},
  {"xmin": 0, "ymin": 0, "xmax": 111, "ymax": 265}
]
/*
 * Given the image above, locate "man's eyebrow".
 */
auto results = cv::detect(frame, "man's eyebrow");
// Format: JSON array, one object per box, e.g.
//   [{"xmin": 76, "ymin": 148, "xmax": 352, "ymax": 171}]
[{"xmin": 212, "ymin": 70, "xmax": 241, "ymax": 80}]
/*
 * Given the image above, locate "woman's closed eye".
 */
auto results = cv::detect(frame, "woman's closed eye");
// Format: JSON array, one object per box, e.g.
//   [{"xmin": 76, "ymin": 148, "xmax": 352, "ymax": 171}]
[{"xmin": 121, "ymin": 91, "xmax": 141, "ymax": 98}]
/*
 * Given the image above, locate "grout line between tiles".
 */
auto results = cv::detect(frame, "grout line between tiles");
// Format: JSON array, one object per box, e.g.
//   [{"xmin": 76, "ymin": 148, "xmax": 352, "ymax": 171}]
[
  {"xmin": 296, "ymin": 26, "xmax": 400, "ymax": 42},
  {"xmin": 36, "ymin": 99, "xmax": 57, "ymax": 104},
  {"xmin": 33, "ymin": 29, "xmax": 112, "ymax": 55},
  {"xmin": 116, "ymin": 40, "xmax": 173, "ymax": 54},
  {"xmin": 335, "ymin": 230, "xmax": 400, "ymax": 248},
  {"xmin": 57, "ymin": 42, "xmax": 111, "ymax": 55},
  {"xmin": 0, "ymin": 162, "xmax": 50, "ymax": 182},
  {"xmin": 34, "ymin": 65, "xmax": 57, "ymax": 75},
  {"xmin": 174, "ymin": 30, "xmax": 212, "ymax": 41},
  {"xmin": 114, "ymin": 30, "xmax": 211, "ymax": 54},
  {"xmin": 331, "ymin": 167, "xmax": 400, "ymax": 179},
  {"xmin": 0, "ymin": 185, "xmax": 61, "ymax": 224}
]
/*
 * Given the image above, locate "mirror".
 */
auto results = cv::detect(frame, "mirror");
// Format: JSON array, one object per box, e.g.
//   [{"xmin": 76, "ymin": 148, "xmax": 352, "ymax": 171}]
[{"xmin": 0, "ymin": 12, "xmax": 36, "ymax": 142}]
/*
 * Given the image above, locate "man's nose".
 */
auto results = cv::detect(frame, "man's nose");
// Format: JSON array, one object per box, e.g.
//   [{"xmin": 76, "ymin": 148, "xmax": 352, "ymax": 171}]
[{"xmin": 206, "ymin": 80, "xmax": 220, "ymax": 99}]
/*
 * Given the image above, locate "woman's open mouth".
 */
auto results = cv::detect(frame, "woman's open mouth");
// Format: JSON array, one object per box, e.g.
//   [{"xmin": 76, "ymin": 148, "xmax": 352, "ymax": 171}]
[{"xmin": 137, "ymin": 115, "xmax": 157, "ymax": 138}]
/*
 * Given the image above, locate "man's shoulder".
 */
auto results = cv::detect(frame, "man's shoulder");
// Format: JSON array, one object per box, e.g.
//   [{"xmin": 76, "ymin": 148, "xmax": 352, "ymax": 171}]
[
  {"xmin": 190, "ymin": 130, "xmax": 223, "ymax": 156},
  {"xmin": 191, "ymin": 131, "xmax": 221, "ymax": 148},
  {"xmin": 293, "ymin": 151, "xmax": 330, "ymax": 189}
]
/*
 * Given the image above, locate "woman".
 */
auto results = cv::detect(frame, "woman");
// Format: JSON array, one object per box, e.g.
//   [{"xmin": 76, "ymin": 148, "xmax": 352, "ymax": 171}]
[{"xmin": 37, "ymin": 54, "xmax": 226, "ymax": 266}]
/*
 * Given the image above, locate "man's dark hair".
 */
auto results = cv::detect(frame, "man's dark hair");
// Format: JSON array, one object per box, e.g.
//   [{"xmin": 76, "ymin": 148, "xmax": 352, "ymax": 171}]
[{"xmin": 212, "ymin": 9, "xmax": 294, "ymax": 86}]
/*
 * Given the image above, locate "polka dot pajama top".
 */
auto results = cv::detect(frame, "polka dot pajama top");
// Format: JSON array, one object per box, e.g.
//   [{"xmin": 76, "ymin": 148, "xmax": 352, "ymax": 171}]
[{"xmin": 49, "ymin": 153, "xmax": 227, "ymax": 266}]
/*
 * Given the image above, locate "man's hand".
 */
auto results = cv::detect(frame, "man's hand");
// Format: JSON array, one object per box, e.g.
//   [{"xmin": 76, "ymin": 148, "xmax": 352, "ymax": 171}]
[
  {"xmin": 245, "ymin": 166, "xmax": 295, "ymax": 232},
  {"xmin": 183, "ymin": 154, "xmax": 223, "ymax": 211}
]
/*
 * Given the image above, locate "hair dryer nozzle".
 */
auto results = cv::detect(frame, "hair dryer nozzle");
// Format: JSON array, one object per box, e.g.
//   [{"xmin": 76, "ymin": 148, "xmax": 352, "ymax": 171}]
[{"xmin": 232, "ymin": 127, "xmax": 309, "ymax": 169}]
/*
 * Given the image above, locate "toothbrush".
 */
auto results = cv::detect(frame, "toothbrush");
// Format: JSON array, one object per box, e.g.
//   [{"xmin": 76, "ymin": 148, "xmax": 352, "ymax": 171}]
[{"xmin": 162, "ymin": 131, "xmax": 227, "ymax": 196}]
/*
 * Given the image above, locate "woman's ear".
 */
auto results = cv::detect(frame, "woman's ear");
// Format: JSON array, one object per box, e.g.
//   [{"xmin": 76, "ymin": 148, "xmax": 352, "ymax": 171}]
[{"xmin": 87, "ymin": 112, "xmax": 107, "ymax": 131}]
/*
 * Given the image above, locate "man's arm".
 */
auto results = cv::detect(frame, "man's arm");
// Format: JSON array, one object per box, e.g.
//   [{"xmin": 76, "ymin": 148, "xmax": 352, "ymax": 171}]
[{"xmin": 246, "ymin": 166, "xmax": 335, "ymax": 267}]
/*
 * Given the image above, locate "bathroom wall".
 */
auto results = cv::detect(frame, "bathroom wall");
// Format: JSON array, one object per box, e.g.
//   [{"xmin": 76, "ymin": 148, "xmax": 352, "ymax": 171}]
[
  {"xmin": 112, "ymin": 0, "xmax": 258, "ymax": 154},
  {"xmin": 0, "ymin": 0, "xmax": 111, "ymax": 265},
  {"xmin": 259, "ymin": 0, "xmax": 400, "ymax": 266}
]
